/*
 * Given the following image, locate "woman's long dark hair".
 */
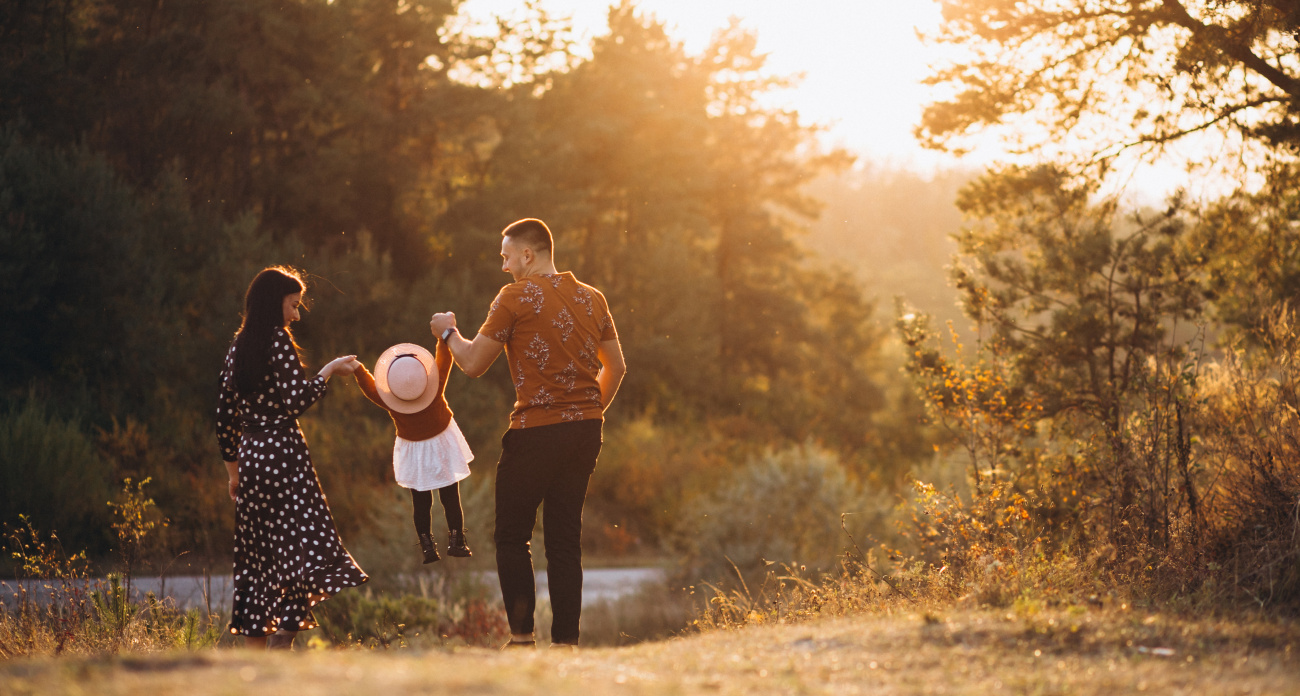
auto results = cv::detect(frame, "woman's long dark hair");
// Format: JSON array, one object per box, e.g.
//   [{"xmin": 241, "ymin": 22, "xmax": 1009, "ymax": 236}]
[{"xmin": 232, "ymin": 267, "xmax": 305, "ymax": 394}]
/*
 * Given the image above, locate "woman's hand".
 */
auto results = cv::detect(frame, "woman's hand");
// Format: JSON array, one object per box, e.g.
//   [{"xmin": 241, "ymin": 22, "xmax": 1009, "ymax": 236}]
[
  {"xmin": 225, "ymin": 460, "xmax": 240, "ymax": 502},
  {"xmin": 319, "ymin": 355, "xmax": 359, "ymax": 379}
]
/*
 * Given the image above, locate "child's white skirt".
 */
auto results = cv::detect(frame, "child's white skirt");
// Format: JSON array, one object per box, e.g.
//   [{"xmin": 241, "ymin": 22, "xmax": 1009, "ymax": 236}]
[{"xmin": 393, "ymin": 418, "xmax": 474, "ymax": 491}]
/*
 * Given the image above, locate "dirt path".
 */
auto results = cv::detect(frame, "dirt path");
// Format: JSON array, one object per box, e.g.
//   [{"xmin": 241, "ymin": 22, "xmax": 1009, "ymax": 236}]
[{"xmin": 2, "ymin": 608, "xmax": 1297, "ymax": 695}]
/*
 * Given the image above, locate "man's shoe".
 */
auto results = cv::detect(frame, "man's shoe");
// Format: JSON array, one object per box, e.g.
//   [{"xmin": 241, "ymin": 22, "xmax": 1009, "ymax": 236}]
[
  {"xmin": 447, "ymin": 529, "xmax": 472, "ymax": 557},
  {"xmin": 502, "ymin": 639, "xmax": 536, "ymax": 650},
  {"xmin": 418, "ymin": 533, "xmax": 441, "ymax": 564}
]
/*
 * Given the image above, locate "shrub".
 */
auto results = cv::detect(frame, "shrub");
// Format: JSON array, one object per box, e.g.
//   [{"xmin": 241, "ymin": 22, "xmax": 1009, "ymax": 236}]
[
  {"xmin": 1197, "ymin": 310, "xmax": 1300, "ymax": 607},
  {"xmin": 670, "ymin": 443, "xmax": 886, "ymax": 585},
  {"xmin": 312, "ymin": 575, "xmax": 507, "ymax": 648},
  {"xmin": 0, "ymin": 397, "xmax": 111, "ymax": 555},
  {"xmin": 586, "ymin": 417, "xmax": 754, "ymax": 556},
  {"xmin": 312, "ymin": 589, "xmax": 443, "ymax": 648}
]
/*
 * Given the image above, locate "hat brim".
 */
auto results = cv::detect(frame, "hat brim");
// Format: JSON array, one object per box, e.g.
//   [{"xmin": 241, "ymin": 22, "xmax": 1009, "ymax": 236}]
[{"xmin": 375, "ymin": 343, "xmax": 439, "ymax": 414}]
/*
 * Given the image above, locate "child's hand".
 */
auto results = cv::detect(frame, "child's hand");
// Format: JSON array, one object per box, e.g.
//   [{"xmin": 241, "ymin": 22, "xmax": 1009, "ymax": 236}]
[{"xmin": 320, "ymin": 355, "xmax": 358, "ymax": 378}]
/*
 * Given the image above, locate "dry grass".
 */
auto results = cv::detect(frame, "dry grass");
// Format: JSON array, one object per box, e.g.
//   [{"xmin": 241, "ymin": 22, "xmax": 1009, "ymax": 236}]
[{"xmin": 1, "ymin": 606, "xmax": 1296, "ymax": 695}]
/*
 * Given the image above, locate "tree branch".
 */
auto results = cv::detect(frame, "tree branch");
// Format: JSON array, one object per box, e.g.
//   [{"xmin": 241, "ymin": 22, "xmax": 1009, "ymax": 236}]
[
  {"xmin": 1097, "ymin": 95, "xmax": 1287, "ymax": 160},
  {"xmin": 1159, "ymin": 0, "xmax": 1300, "ymax": 100}
]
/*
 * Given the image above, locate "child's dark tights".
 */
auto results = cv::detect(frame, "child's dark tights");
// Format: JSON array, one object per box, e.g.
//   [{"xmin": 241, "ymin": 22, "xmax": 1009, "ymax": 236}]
[{"xmin": 410, "ymin": 483, "xmax": 464, "ymax": 536}]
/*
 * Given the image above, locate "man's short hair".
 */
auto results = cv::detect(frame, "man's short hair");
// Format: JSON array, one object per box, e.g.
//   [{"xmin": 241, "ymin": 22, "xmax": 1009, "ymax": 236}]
[{"xmin": 502, "ymin": 218, "xmax": 554, "ymax": 256}]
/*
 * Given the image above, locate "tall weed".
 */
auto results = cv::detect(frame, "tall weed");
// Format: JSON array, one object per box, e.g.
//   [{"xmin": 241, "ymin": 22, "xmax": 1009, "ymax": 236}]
[
  {"xmin": 1197, "ymin": 309, "xmax": 1300, "ymax": 606},
  {"xmin": 0, "ymin": 518, "xmax": 225, "ymax": 657}
]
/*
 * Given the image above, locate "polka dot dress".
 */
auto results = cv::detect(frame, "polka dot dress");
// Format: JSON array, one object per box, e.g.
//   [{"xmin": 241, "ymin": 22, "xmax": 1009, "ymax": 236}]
[{"xmin": 216, "ymin": 328, "xmax": 368, "ymax": 637}]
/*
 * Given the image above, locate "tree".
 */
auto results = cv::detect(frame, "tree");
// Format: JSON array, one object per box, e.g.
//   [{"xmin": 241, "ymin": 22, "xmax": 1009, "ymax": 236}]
[
  {"xmin": 903, "ymin": 165, "xmax": 1207, "ymax": 551},
  {"xmin": 441, "ymin": 3, "xmax": 896, "ymax": 459},
  {"xmin": 1191, "ymin": 160, "xmax": 1300, "ymax": 337},
  {"xmin": 0, "ymin": 0, "xmax": 504, "ymax": 277},
  {"xmin": 920, "ymin": 0, "xmax": 1300, "ymax": 168}
]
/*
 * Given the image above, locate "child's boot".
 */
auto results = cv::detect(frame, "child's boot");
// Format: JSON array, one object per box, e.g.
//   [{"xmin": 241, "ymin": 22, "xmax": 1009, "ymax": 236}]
[
  {"xmin": 418, "ymin": 533, "xmax": 441, "ymax": 564},
  {"xmin": 447, "ymin": 529, "xmax": 472, "ymax": 557}
]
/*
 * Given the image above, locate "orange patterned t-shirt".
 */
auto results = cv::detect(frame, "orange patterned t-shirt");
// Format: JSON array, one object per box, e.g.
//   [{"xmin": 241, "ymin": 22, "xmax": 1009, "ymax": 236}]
[{"xmin": 478, "ymin": 272, "xmax": 618, "ymax": 429}]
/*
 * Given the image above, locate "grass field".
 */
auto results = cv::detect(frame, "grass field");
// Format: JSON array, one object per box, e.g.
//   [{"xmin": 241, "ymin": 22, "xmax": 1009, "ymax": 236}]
[{"xmin": 2, "ymin": 606, "xmax": 1297, "ymax": 695}]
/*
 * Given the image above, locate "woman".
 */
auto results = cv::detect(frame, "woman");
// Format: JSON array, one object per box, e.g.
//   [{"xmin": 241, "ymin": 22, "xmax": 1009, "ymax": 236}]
[{"xmin": 215, "ymin": 266, "xmax": 367, "ymax": 649}]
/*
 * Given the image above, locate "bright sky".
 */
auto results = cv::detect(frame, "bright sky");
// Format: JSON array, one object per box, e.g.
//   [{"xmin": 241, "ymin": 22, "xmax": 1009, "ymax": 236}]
[
  {"xmin": 458, "ymin": 0, "xmax": 964, "ymax": 172},
  {"xmin": 456, "ymin": 0, "xmax": 1205, "ymax": 200}
]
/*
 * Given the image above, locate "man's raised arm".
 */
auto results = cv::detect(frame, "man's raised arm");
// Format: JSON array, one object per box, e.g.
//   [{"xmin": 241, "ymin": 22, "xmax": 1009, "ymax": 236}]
[{"xmin": 430, "ymin": 312, "xmax": 504, "ymax": 378}]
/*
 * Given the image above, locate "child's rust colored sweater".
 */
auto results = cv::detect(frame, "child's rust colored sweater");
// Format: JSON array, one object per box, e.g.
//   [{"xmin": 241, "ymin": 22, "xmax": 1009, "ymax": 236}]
[{"xmin": 354, "ymin": 340, "xmax": 455, "ymax": 441}]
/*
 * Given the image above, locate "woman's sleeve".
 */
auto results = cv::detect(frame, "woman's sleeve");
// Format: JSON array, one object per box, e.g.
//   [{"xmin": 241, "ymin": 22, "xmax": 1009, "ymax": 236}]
[
  {"xmin": 216, "ymin": 345, "xmax": 242, "ymax": 462},
  {"xmin": 271, "ymin": 330, "xmax": 328, "ymax": 417}
]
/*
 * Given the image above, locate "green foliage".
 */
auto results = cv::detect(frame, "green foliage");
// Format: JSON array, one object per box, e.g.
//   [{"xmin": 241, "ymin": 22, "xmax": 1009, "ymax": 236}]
[
  {"xmin": 1192, "ymin": 161, "xmax": 1300, "ymax": 339},
  {"xmin": 904, "ymin": 0, "xmax": 1300, "ymax": 615},
  {"xmin": 313, "ymin": 589, "xmax": 444, "ymax": 648},
  {"xmin": 671, "ymin": 444, "xmax": 884, "ymax": 584},
  {"xmin": 0, "ymin": 0, "xmax": 481, "ymax": 273},
  {"xmin": 177, "ymin": 608, "xmax": 227, "ymax": 651},
  {"xmin": 894, "ymin": 163, "xmax": 1300, "ymax": 610},
  {"xmin": 587, "ymin": 417, "xmax": 759, "ymax": 555},
  {"xmin": 89, "ymin": 574, "xmax": 131, "ymax": 637},
  {"xmin": 929, "ymin": 166, "xmax": 1205, "ymax": 548},
  {"xmin": 313, "ymin": 581, "xmax": 508, "ymax": 648},
  {"xmin": 0, "ymin": 0, "xmax": 914, "ymax": 573},
  {"xmin": 0, "ymin": 127, "xmax": 145, "ymax": 397},
  {"xmin": 0, "ymin": 397, "xmax": 111, "ymax": 554},
  {"xmin": 444, "ymin": 4, "xmax": 894, "ymax": 457}
]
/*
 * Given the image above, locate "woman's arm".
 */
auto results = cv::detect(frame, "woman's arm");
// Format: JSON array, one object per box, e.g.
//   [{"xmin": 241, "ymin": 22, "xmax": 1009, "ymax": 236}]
[
  {"xmin": 272, "ymin": 330, "xmax": 331, "ymax": 417},
  {"xmin": 225, "ymin": 459, "xmax": 239, "ymax": 501},
  {"xmin": 216, "ymin": 346, "xmax": 242, "ymax": 463},
  {"xmin": 216, "ymin": 345, "xmax": 242, "ymax": 502}
]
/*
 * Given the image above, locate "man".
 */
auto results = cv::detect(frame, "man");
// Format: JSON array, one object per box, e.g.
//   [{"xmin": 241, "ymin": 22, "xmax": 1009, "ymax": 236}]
[{"xmin": 429, "ymin": 217, "xmax": 626, "ymax": 648}]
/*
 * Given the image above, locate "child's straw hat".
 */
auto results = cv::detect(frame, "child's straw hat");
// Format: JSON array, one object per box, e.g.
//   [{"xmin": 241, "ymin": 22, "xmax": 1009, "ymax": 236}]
[{"xmin": 375, "ymin": 343, "xmax": 439, "ymax": 414}]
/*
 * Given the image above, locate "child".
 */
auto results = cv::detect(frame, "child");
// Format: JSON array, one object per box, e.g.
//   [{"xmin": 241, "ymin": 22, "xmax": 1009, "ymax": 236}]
[{"xmin": 354, "ymin": 340, "xmax": 473, "ymax": 563}]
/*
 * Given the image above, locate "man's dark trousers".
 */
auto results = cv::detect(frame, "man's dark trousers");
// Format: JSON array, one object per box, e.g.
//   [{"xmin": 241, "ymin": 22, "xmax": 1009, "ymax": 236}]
[{"xmin": 494, "ymin": 419, "xmax": 602, "ymax": 644}]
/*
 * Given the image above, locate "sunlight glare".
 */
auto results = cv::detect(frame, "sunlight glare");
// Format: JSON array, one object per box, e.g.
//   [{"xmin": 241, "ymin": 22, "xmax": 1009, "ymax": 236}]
[{"xmin": 457, "ymin": 0, "xmax": 960, "ymax": 170}]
